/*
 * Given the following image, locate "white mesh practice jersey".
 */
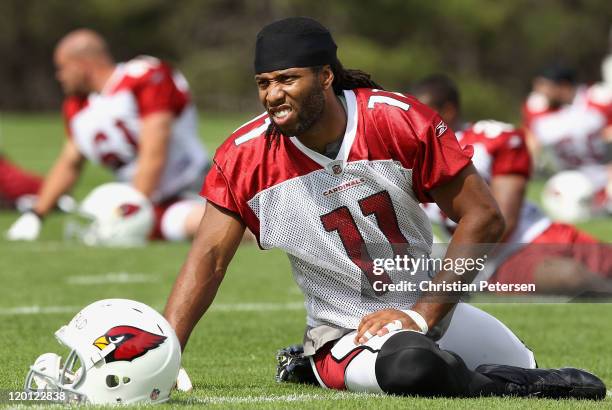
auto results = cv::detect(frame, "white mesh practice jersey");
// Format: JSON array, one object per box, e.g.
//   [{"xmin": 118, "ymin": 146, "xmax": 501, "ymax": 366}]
[
  {"xmin": 63, "ymin": 56, "xmax": 209, "ymax": 202},
  {"xmin": 202, "ymin": 89, "xmax": 472, "ymax": 329}
]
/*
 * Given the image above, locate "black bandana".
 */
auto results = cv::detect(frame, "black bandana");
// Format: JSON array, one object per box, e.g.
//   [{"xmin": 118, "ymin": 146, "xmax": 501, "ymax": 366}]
[{"xmin": 254, "ymin": 17, "xmax": 337, "ymax": 74}]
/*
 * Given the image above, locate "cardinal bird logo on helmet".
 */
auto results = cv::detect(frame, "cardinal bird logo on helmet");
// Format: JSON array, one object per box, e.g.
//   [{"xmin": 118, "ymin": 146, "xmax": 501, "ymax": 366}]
[
  {"xmin": 93, "ymin": 326, "xmax": 166, "ymax": 363},
  {"xmin": 118, "ymin": 203, "xmax": 141, "ymax": 218}
]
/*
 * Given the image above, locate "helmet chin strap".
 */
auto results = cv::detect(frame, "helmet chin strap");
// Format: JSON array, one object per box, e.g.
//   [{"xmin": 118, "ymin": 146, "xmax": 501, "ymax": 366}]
[{"xmin": 82, "ymin": 343, "xmax": 116, "ymax": 370}]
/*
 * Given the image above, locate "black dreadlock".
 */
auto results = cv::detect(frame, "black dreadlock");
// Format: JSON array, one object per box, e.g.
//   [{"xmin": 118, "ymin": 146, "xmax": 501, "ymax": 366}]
[
  {"xmin": 328, "ymin": 58, "xmax": 383, "ymax": 95},
  {"xmin": 264, "ymin": 59, "xmax": 383, "ymax": 146}
]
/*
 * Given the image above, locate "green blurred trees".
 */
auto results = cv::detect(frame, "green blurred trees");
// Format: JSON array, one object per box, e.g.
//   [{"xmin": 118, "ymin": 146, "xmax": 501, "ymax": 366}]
[{"xmin": 1, "ymin": 0, "xmax": 611, "ymax": 123}]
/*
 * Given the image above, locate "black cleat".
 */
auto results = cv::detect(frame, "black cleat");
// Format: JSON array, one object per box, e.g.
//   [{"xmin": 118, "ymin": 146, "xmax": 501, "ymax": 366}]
[
  {"xmin": 476, "ymin": 364, "xmax": 607, "ymax": 400},
  {"xmin": 275, "ymin": 344, "xmax": 318, "ymax": 385}
]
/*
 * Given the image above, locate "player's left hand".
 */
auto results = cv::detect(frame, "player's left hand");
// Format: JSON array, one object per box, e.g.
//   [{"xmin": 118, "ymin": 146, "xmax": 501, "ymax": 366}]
[
  {"xmin": 355, "ymin": 309, "xmax": 419, "ymax": 344},
  {"xmin": 6, "ymin": 211, "xmax": 42, "ymax": 241}
]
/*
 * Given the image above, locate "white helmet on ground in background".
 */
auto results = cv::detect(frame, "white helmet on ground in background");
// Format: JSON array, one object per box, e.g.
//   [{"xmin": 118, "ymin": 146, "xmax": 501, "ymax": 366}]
[
  {"xmin": 66, "ymin": 183, "xmax": 154, "ymax": 247},
  {"xmin": 542, "ymin": 171, "xmax": 596, "ymax": 223},
  {"xmin": 25, "ymin": 299, "xmax": 181, "ymax": 405}
]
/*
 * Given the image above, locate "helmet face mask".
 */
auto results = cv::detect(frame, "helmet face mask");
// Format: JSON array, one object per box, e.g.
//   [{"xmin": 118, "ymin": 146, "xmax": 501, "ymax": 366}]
[
  {"xmin": 25, "ymin": 299, "xmax": 181, "ymax": 405},
  {"xmin": 64, "ymin": 183, "xmax": 154, "ymax": 247},
  {"xmin": 25, "ymin": 351, "xmax": 87, "ymax": 404},
  {"xmin": 65, "ymin": 212, "xmax": 97, "ymax": 246}
]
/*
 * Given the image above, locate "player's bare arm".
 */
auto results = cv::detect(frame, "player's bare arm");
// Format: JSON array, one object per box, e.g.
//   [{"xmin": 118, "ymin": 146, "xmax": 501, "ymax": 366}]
[
  {"xmin": 6, "ymin": 139, "xmax": 84, "ymax": 241},
  {"xmin": 603, "ymin": 124, "xmax": 612, "ymax": 142},
  {"xmin": 132, "ymin": 111, "xmax": 174, "ymax": 198},
  {"xmin": 34, "ymin": 139, "xmax": 85, "ymax": 217},
  {"xmin": 163, "ymin": 202, "xmax": 245, "ymax": 350},
  {"xmin": 490, "ymin": 174, "xmax": 527, "ymax": 240},
  {"xmin": 356, "ymin": 164, "xmax": 504, "ymax": 343},
  {"xmin": 417, "ymin": 164, "xmax": 504, "ymax": 318},
  {"xmin": 523, "ymin": 128, "xmax": 541, "ymax": 160}
]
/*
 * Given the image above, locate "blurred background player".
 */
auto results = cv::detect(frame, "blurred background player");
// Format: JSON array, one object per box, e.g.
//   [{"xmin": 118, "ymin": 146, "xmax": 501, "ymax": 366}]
[
  {"xmin": 522, "ymin": 64, "xmax": 612, "ymax": 216},
  {"xmin": 0, "ymin": 153, "xmax": 43, "ymax": 210},
  {"xmin": 6, "ymin": 29, "xmax": 210, "ymax": 242},
  {"xmin": 415, "ymin": 74, "xmax": 612, "ymax": 296}
]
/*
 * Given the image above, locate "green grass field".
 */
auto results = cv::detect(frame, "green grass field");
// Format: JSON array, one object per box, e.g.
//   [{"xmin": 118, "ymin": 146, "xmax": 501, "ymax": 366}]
[{"xmin": 0, "ymin": 113, "xmax": 611, "ymax": 409}]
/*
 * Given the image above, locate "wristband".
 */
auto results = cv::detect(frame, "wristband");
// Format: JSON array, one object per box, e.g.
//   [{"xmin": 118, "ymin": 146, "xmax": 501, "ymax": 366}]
[{"xmin": 402, "ymin": 309, "xmax": 429, "ymax": 334}]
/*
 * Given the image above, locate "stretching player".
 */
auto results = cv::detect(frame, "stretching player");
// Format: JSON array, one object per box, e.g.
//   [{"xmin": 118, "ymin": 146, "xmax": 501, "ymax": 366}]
[
  {"xmin": 6, "ymin": 29, "xmax": 209, "ymax": 242},
  {"xmin": 415, "ymin": 74, "xmax": 612, "ymax": 296},
  {"xmin": 522, "ymin": 65, "xmax": 612, "ymax": 204},
  {"xmin": 164, "ymin": 18, "xmax": 605, "ymax": 398}
]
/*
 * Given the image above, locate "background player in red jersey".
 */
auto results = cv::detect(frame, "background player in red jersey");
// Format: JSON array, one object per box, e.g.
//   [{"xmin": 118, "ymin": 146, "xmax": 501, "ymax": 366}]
[
  {"xmin": 6, "ymin": 29, "xmax": 210, "ymax": 242},
  {"xmin": 414, "ymin": 74, "xmax": 612, "ymax": 296},
  {"xmin": 163, "ymin": 18, "xmax": 605, "ymax": 398}
]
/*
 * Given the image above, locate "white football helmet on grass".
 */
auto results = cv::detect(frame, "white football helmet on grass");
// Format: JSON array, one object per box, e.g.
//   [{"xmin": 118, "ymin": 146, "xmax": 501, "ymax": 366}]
[
  {"xmin": 25, "ymin": 299, "xmax": 181, "ymax": 405},
  {"xmin": 65, "ymin": 183, "xmax": 154, "ymax": 247},
  {"xmin": 542, "ymin": 171, "xmax": 596, "ymax": 223}
]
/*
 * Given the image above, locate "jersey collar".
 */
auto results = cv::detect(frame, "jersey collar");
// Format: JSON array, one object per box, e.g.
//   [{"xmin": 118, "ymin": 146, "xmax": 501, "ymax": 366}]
[{"xmin": 289, "ymin": 89, "xmax": 358, "ymax": 171}]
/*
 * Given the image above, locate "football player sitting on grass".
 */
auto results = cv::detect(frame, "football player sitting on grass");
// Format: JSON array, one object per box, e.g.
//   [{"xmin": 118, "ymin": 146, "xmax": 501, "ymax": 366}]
[
  {"xmin": 163, "ymin": 18, "xmax": 606, "ymax": 399},
  {"xmin": 6, "ymin": 29, "xmax": 210, "ymax": 243}
]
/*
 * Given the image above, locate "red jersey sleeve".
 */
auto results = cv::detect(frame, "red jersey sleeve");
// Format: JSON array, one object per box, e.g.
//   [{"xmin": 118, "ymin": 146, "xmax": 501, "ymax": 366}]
[
  {"xmin": 412, "ymin": 115, "xmax": 473, "ymax": 202},
  {"xmin": 362, "ymin": 90, "xmax": 473, "ymax": 203},
  {"xmin": 198, "ymin": 113, "xmax": 270, "ymax": 239},
  {"xmin": 62, "ymin": 96, "xmax": 88, "ymax": 138},
  {"xmin": 130, "ymin": 61, "xmax": 189, "ymax": 117},
  {"xmin": 491, "ymin": 131, "xmax": 531, "ymax": 178},
  {"xmin": 200, "ymin": 160, "xmax": 240, "ymax": 214}
]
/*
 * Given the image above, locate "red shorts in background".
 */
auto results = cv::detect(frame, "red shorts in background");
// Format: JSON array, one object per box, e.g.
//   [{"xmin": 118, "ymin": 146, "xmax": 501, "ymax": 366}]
[
  {"xmin": 149, "ymin": 197, "xmax": 181, "ymax": 240},
  {"xmin": 0, "ymin": 156, "xmax": 43, "ymax": 207}
]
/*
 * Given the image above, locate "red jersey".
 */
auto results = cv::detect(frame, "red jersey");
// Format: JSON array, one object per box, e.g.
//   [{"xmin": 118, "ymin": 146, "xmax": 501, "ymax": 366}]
[
  {"xmin": 462, "ymin": 121, "xmax": 551, "ymax": 243},
  {"xmin": 202, "ymin": 88, "xmax": 472, "ymax": 329},
  {"xmin": 424, "ymin": 120, "xmax": 551, "ymax": 245}
]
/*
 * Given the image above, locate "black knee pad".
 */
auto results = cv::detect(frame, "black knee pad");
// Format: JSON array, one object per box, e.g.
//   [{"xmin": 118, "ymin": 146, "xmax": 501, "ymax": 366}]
[{"xmin": 375, "ymin": 331, "xmax": 469, "ymax": 396}]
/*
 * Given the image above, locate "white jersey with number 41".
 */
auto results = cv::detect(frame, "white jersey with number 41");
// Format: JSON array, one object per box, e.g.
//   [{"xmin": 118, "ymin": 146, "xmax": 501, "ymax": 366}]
[{"xmin": 63, "ymin": 56, "xmax": 209, "ymax": 202}]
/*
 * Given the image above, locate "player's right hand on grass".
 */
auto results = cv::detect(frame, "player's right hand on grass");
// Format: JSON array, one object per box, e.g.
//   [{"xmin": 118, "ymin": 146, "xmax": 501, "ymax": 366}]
[{"xmin": 6, "ymin": 211, "xmax": 42, "ymax": 241}]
